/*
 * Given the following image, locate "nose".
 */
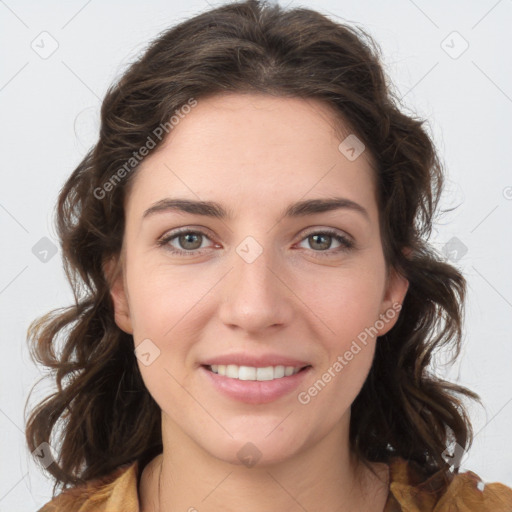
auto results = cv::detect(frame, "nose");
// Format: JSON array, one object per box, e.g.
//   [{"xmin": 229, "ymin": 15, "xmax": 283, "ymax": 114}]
[{"xmin": 217, "ymin": 237, "xmax": 295, "ymax": 335}]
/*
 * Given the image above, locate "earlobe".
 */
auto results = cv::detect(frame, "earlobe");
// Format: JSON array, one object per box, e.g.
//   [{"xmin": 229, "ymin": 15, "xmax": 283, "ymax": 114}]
[{"xmin": 103, "ymin": 256, "xmax": 133, "ymax": 335}]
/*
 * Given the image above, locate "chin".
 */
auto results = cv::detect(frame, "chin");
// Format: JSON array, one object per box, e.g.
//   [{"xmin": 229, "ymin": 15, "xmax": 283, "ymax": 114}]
[{"xmin": 199, "ymin": 430, "xmax": 305, "ymax": 469}]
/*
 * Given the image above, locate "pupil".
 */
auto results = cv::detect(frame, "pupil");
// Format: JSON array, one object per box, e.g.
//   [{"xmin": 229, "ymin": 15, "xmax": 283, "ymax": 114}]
[
  {"xmin": 181, "ymin": 233, "xmax": 201, "ymax": 249},
  {"xmin": 312, "ymin": 234, "xmax": 330, "ymax": 250}
]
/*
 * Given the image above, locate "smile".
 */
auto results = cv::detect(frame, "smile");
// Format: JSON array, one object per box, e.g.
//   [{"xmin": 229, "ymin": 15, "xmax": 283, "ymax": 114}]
[
  {"xmin": 201, "ymin": 364, "xmax": 313, "ymax": 404},
  {"xmin": 207, "ymin": 364, "xmax": 308, "ymax": 381}
]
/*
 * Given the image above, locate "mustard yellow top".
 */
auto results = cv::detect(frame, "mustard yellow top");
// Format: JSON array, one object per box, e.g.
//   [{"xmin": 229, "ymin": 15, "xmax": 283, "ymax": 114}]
[{"xmin": 37, "ymin": 456, "xmax": 512, "ymax": 511}]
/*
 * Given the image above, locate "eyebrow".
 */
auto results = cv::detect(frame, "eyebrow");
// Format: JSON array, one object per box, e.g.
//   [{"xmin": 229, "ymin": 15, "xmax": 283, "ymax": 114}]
[{"xmin": 142, "ymin": 197, "xmax": 369, "ymax": 222}]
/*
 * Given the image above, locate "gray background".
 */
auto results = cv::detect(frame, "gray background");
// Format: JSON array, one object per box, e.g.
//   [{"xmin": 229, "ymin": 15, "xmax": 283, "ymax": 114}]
[{"xmin": 1, "ymin": 0, "xmax": 511, "ymax": 509}]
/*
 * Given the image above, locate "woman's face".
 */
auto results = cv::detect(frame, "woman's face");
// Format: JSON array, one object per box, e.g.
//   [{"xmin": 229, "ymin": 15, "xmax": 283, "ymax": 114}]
[{"xmin": 108, "ymin": 93, "xmax": 408, "ymax": 466}]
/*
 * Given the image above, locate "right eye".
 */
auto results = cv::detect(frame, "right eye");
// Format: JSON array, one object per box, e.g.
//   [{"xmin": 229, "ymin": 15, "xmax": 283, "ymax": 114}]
[{"xmin": 157, "ymin": 229, "xmax": 215, "ymax": 256}]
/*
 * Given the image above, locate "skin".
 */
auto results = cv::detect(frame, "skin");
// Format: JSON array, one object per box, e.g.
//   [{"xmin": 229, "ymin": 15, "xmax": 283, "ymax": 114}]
[{"xmin": 106, "ymin": 92, "xmax": 409, "ymax": 512}]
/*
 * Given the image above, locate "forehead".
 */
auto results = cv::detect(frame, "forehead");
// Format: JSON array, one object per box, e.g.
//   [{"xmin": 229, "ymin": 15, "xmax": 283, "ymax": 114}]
[{"xmin": 125, "ymin": 93, "xmax": 377, "ymax": 221}]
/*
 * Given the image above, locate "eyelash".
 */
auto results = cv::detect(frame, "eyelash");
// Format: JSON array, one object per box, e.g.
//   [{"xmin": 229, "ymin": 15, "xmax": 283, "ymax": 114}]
[{"xmin": 157, "ymin": 227, "xmax": 355, "ymax": 258}]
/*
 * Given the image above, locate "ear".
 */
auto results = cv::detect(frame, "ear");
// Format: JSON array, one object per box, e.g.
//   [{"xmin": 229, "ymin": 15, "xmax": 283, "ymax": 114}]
[
  {"xmin": 376, "ymin": 266, "xmax": 409, "ymax": 336},
  {"xmin": 103, "ymin": 255, "xmax": 133, "ymax": 335}
]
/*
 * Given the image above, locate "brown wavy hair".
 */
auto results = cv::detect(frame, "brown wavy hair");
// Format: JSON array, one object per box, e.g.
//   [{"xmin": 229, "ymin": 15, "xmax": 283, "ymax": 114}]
[{"xmin": 25, "ymin": 0, "xmax": 481, "ymax": 496}]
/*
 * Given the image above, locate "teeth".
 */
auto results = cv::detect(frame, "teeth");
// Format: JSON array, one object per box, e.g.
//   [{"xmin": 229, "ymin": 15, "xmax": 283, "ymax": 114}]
[{"xmin": 209, "ymin": 364, "xmax": 303, "ymax": 381}]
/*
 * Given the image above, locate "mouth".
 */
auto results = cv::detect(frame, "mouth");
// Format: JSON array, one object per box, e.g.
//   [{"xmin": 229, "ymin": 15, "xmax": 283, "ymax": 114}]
[
  {"xmin": 200, "ymin": 363, "xmax": 313, "ymax": 404},
  {"xmin": 201, "ymin": 364, "xmax": 312, "ymax": 381}
]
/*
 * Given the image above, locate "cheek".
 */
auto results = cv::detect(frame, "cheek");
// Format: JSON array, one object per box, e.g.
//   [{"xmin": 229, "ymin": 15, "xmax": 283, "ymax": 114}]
[
  {"xmin": 302, "ymin": 262, "xmax": 387, "ymax": 393},
  {"xmin": 127, "ymin": 260, "xmax": 204, "ymax": 338},
  {"xmin": 125, "ymin": 272, "xmax": 194, "ymax": 406},
  {"xmin": 306, "ymin": 263, "xmax": 387, "ymax": 336},
  {"xmin": 130, "ymin": 279, "xmax": 194, "ymax": 416}
]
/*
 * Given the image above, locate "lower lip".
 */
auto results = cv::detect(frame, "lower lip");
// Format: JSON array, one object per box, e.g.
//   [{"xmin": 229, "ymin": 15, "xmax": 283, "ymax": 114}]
[{"xmin": 200, "ymin": 365, "xmax": 312, "ymax": 405}]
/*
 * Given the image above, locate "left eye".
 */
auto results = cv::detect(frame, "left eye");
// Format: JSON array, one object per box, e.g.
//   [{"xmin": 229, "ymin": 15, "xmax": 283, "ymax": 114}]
[
  {"xmin": 297, "ymin": 230, "xmax": 354, "ymax": 254},
  {"xmin": 157, "ymin": 228, "xmax": 354, "ymax": 257}
]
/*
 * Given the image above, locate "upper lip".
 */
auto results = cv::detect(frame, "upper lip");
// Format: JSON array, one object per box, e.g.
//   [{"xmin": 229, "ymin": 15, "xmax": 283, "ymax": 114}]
[{"xmin": 201, "ymin": 353, "xmax": 312, "ymax": 368}]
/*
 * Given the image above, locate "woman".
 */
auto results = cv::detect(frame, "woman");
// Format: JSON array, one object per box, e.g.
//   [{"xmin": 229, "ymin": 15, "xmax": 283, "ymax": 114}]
[{"xmin": 26, "ymin": 1, "xmax": 512, "ymax": 511}]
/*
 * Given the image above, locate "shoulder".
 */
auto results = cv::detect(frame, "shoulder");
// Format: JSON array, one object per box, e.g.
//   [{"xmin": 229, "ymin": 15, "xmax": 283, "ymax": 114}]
[
  {"xmin": 37, "ymin": 461, "xmax": 140, "ymax": 512},
  {"xmin": 387, "ymin": 456, "xmax": 512, "ymax": 511}
]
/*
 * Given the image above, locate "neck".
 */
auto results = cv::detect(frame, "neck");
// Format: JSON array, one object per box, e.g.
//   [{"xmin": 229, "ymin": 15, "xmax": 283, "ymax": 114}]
[{"xmin": 139, "ymin": 414, "xmax": 390, "ymax": 512}]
